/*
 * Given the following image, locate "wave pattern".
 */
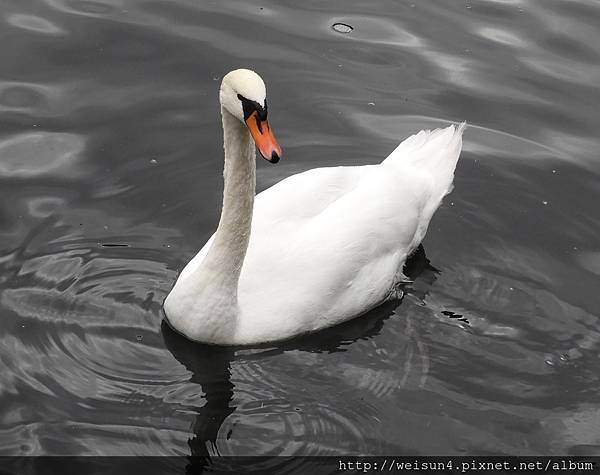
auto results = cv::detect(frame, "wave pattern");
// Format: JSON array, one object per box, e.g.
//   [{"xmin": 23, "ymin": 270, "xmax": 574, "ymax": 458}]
[{"xmin": 1, "ymin": 0, "xmax": 599, "ymax": 457}]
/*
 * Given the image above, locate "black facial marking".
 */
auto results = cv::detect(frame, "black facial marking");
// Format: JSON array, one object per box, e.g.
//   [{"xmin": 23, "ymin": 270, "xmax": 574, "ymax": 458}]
[
  {"xmin": 254, "ymin": 115, "xmax": 263, "ymax": 134},
  {"xmin": 237, "ymin": 93, "xmax": 268, "ymax": 121}
]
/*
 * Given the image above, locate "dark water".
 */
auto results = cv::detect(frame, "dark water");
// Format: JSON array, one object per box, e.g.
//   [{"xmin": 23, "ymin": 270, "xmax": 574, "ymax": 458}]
[{"xmin": 1, "ymin": 0, "xmax": 599, "ymax": 461}]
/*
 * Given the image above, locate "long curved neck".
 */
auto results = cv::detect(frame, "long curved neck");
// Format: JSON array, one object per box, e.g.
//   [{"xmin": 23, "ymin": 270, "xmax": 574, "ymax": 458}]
[
  {"xmin": 164, "ymin": 106, "xmax": 256, "ymax": 344},
  {"xmin": 200, "ymin": 107, "xmax": 256, "ymax": 298}
]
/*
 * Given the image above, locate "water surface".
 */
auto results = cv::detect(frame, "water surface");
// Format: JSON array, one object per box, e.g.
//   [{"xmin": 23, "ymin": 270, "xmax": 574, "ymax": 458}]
[{"xmin": 1, "ymin": 0, "xmax": 600, "ymax": 463}]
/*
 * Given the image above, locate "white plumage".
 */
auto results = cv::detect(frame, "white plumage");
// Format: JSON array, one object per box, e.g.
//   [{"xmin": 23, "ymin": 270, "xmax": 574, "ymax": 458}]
[{"xmin": 164, "ymin": 69, "xmax": 465, "ymax": 345}]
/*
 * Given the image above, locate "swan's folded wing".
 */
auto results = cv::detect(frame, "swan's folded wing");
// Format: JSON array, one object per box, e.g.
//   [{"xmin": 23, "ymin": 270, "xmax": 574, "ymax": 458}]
[
  {"xmin": 237, "ymin": 164, "xmax": 436, "ymax": 338},
  {"xmin": 253, "ymin": 165, "xmax": 371, "ymax": 225}
]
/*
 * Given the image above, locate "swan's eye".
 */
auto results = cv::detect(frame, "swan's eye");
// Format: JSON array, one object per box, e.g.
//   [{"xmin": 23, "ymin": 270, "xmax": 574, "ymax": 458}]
[{"xmin": 237, "ymin": 94, "xmax": 267, "ymax": 121}]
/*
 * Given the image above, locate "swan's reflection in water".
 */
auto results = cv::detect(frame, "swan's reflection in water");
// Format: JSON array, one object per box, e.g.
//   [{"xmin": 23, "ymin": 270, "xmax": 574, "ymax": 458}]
[
  {"xmin": 161, "ymin": 245, "xmax": 438, "ymax": 469},
  {"xmin": 162, "ymin": 324, "xmax": 236, "ymax": 459}
]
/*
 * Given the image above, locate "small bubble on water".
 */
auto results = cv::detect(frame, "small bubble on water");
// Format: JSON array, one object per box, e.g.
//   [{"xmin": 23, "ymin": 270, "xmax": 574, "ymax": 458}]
[
  {"xmin": 332, "ymin": 23, "xmax": 353, "ymax": 34},
  {"xmin": 212, "ymin": 75, "xmax": 220, "ymax": 81}
]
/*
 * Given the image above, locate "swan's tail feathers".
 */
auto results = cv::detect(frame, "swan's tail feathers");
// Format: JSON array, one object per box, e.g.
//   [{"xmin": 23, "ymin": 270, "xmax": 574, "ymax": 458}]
[{"xmin": 383, "ymin": 122, "xmax": 466, "ymax": 200}]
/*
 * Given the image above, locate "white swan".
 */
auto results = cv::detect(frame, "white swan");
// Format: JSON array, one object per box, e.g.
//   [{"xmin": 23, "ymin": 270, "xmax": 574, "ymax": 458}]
[{"xmin": 163, "ymin": 69, "xmax": 465, "ymax": 345}]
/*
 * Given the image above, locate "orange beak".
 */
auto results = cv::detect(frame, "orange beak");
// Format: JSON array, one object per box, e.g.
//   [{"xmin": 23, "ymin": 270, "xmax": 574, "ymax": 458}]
[{"xmin": 245, "ymin": 111, "xmax": 282, "ymax": 163}]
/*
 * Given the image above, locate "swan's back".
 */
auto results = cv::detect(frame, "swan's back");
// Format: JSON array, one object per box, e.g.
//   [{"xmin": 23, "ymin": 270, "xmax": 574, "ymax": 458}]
[{"xmin": 232, "ymin": 123, "xmax": 465, "ymax": 342}]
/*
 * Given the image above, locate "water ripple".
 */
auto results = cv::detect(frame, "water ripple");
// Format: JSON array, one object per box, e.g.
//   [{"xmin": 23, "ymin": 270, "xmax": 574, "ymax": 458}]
[
  {"xmin": 0, "ymin": 132, "xmax": 85, "ymax": 178},
  {"xmin": 1, "ymin": 0, "xmax": 599, "ymax": 458},
  {"xmin": 5, "ymin": 13, "xmax": 66, "ymax": 36},
  {"xmin": 42, "ymin": 0, "xmax": 121, "ymax": 17},
  {"xmin": 331, "ymin": 15, "xmax": 424, "ymax": 48},
  {"xmin": 476, "ymin": 26, "xmax": 529, "ymax": 47},
  {"xmin": 0, "ymin": 81, "xmax": 64, "ymax": 115}
]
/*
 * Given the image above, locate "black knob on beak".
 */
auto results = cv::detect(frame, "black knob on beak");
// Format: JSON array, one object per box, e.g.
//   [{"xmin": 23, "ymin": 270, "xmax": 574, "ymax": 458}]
[{"xmin": 269, "ymin": 151, "xmax": 280, "ymax": 164}]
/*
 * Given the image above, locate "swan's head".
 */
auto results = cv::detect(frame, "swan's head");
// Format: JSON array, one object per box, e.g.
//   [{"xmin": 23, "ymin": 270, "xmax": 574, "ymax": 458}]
[{"xmin": 220, "ymin": 69, "xmax": 282, "ymax": 164}]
